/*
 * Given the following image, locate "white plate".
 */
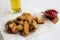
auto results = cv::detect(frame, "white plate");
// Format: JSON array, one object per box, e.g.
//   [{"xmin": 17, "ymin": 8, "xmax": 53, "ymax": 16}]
[{"xmin": 0, "ymin": 12, "xmax": 54, "ymax": 40}]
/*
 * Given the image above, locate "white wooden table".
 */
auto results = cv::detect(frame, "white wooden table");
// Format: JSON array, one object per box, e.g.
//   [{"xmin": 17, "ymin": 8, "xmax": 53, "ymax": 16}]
[{"xmin": 0, "ymin": 0, "xmax": 60, "ymax": 40}]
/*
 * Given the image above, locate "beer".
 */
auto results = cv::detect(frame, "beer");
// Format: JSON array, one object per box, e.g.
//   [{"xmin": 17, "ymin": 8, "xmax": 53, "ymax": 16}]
[{"xmin": 11, "ymin": 0, "xmax": 21, "ymax": 12}]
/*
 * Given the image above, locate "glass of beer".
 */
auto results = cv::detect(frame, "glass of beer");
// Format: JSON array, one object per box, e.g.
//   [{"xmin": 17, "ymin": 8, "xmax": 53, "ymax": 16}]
[{"xmin": 10, "ymin": 0, "xmax": 21, "ymax": 13}]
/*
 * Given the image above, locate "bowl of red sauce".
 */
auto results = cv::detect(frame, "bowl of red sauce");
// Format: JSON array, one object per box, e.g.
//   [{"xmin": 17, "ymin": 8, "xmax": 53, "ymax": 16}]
[{"xmin": 44, "ymin": 9, "xmax": 58, "ymax": 19}]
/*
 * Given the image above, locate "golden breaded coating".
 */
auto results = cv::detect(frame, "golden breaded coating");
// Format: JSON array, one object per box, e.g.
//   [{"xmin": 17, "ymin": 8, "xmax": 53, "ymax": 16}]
[
  {"xmin": 16, "ymin": 25, "xmax": 23, "ymax": 31},
  {"xmin": 22, "ymin": 13, "xmax": 32, "ymax": 17},
  {"xmin": 17, "ymin": 16, "xmax": 25, "ymax": 21},
  {"xmin": 6, "ymin": 22, "xmax": 17, "ymax": 33},
  {"xmin": 17, "ymin": 13, "xmax": 33, "ymax": 24},
  {"xmin": 6, "ymin": 20, "xmax": 15, "ymax": 25},
  {"xmin": 5, "ymin": 20, "xmax": 15, "ymax": 32},
  {"xmin": 29, "ymin": 25, "xmax": 34, "ymax": 32},
  {"xmin": 6, "ymin": 20, "xmax": 23, "ymax": 34},
  {"xmin": 15, "ymin": 19, "xmax": 24, "ymax": 25},
  {"xmin": 35, "ymin": 17, "xmax": 45, "ymax": 24},
  {"xmin": 16, "ymin": 13, "xmax": 32, "ymax": 21},
  {"xmin": 18, "ymin": 21, "xmax": 24, "ymax": 25},
  {"xmin": 31, "ymin": 20, "xmax": 38, "ymax": 32},
  {"xmin": 22, "ymin": 21, "xmax": 30, "ymax": 36},
  {"xmin": 24, "ymin": 16, "xmax": 33, "ymax": 24}
]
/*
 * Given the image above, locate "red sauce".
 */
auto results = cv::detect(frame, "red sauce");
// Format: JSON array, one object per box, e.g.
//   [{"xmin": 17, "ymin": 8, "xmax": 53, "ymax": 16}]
[{"xmin": 44, "ymin": 9, "xmax": 58, "ymax": 19}]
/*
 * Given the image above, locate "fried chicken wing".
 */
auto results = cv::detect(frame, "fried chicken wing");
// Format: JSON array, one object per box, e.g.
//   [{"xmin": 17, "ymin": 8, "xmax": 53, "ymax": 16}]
[
  {"xmin": 6, "ymin": 20, "xmax": 23, "ymax": 34},
  {"xmin": 22, "ymin": 21, "xmax": 30, "ymax": 36},
  {"xmin": 35, "ymin": 17, "xmax": 45, "ymax": 24},
  {"xmin": 19, "ymin": 13, "xmax": 33, "ymax": 24},
  {"xmin": 7, "ymin": 22, "xmax": 18, "ymax": 33},
  {"xmin": 29, "ymin": 20, "xmax": 38, "ymax": 32}
]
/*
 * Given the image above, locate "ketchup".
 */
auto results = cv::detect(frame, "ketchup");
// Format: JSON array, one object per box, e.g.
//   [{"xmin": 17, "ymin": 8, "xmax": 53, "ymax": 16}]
[{"xmin": 44, "ymin": 9, "xmax": 58, "ymax": 19}]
